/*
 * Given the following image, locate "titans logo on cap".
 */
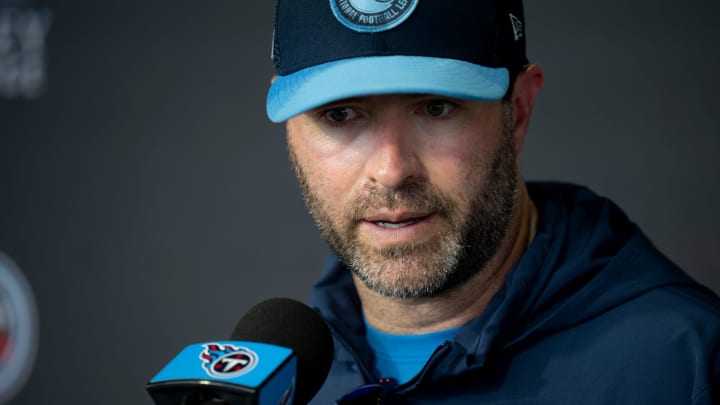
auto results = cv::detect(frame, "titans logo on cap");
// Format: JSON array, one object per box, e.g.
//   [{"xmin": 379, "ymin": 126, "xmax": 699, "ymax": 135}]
[{"xmin": 330, "ymin": 0, "xmax": 419, "ymax": 32}]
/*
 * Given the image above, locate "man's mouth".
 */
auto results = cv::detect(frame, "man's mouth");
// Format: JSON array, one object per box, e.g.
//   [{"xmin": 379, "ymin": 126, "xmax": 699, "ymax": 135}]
[
  {"xmin": 358, "ymin": 212, "xmax": 438, "ymax": 245},
  {"xmin": 374, "ymin": 219, "xmax": 421, "ymax": 229},
  {"xmin": 370, "ymin": 214, "xmax": 431, "ymax": 229}
]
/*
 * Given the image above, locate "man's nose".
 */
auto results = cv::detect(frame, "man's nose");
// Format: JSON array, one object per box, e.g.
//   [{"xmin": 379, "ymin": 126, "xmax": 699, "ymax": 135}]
[{"xmin": 363, "ymin": 121, "xmax": 424, "ymax": 190}]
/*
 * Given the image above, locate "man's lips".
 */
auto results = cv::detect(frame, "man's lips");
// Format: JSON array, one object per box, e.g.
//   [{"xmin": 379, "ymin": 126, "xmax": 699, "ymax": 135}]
[
  {"xmin": 361, "ymin": 212, "xmax": 433, "ymax": 229},
  {"xmin": 357, "ymin": 211, "xmax": 439, "ymax": 246},
  {"xmin": 374, "ymin": 219, "xmax": 421, "ymax": 229}
]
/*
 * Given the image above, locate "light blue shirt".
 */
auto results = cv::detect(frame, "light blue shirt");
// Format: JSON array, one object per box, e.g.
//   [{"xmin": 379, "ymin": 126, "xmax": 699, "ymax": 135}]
[{"xmin": 365, "ymin": 319, "xmax": 460, "ymax": 384}]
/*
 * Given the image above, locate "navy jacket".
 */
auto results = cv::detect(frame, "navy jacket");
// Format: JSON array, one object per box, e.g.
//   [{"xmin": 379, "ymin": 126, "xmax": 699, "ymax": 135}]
[{"xmin": 307, "ymin": 183, "xmax": 720, "ymax": 404}]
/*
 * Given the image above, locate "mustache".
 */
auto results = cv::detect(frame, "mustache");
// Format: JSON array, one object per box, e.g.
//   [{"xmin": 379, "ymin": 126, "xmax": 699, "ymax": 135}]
[{"xmin": 347, "ymin": 181, "xmax": 451, "ymax": 221}]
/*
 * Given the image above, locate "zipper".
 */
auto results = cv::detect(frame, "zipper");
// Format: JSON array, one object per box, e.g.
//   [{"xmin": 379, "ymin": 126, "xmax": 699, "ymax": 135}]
[{"xmin": 392, "ymin": 340, "xmax": 454, "ymax": 395}]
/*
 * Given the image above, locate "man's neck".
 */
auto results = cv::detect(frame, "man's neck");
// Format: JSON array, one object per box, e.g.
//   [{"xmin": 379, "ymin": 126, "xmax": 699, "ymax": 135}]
[{"xmin": 356, "ymin": 181, "xmax": 537, "ymax": 335}]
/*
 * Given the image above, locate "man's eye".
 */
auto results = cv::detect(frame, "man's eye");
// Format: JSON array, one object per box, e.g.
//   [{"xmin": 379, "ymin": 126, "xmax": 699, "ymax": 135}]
[
  {"xmin": 423, "ymin": 100, "xmax": 455, "ymax": 117},
  {"xmin": 324, "ymin": 107, "xmax": 356, "ymax": 123}
]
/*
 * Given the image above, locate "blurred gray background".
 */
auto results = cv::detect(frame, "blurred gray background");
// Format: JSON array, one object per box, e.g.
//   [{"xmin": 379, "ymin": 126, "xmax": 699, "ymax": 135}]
[{"xmin": 0, "ymin": 0, "xmax": 718, "ymax": 403}]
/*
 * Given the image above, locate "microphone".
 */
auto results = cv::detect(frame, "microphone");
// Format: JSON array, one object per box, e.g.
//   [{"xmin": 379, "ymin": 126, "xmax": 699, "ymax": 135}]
[{"xmin": 146, "ymin": 298, "xmax": 334, "ymax": 405}]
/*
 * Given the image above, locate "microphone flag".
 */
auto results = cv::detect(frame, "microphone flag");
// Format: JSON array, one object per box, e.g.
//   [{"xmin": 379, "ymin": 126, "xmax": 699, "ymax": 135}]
[{"xmin": 147, "ymin": 340, "xmax": 296, "ymax": 405}]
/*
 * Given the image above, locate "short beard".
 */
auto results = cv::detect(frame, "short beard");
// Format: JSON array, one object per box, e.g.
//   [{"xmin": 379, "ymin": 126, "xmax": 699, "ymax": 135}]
[{"xmin": 288, "ymin": 102, "xmax": 518, "ymax": 299}]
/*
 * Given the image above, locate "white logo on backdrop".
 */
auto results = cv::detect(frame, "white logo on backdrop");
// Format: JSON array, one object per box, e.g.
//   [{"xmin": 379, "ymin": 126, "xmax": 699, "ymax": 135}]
[{"xmin": 0, "ymin": 6, "xmax": 52, "ymax": 99}]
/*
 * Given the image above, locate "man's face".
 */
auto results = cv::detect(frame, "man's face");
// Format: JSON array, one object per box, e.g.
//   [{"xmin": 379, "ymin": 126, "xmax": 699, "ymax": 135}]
[{"xmin": 286, "ymin": 94, "xmax": 518, "ymax": 299}]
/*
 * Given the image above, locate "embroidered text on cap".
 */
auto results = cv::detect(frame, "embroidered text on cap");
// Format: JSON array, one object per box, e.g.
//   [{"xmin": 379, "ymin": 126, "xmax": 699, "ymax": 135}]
[{"xmin": 330, "ymin": 0, "xmax": 420, "ymax": 33}]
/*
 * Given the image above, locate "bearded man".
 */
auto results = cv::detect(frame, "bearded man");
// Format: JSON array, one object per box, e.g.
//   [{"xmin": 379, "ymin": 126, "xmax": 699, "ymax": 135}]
[{"xmin": 265, "ymin": 0, "xmax": 720, "ymax": 403}]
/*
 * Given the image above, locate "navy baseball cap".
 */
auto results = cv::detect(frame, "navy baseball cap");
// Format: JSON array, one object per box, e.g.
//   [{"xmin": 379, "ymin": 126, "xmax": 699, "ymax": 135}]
[{"xmin": 266, "ymin": 0, "xmax": 529, "ymax": 122}]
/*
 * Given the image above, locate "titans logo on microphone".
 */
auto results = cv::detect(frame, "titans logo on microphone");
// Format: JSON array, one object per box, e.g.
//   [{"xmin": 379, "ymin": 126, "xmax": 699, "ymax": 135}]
[
  {"xmin": 330, "ymin": 0, "xmax": 419, "ymax": 32},
  {"xmin": 200, "ymin": 343, "xmax": 258, "ymax": 379}
]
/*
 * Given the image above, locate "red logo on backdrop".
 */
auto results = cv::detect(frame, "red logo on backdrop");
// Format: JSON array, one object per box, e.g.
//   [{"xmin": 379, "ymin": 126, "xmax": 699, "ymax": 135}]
[
  {"xmin": 200, "ymin": 343, "xmax": 258, "ymax": 379},
  {"xmin": 0, "ymin": 252, "xmax": 38, "ymax": 403}
]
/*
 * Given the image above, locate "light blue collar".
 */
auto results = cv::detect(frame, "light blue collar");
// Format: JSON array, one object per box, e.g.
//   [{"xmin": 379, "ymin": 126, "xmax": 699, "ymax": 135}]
[{"xmin": 364, "ymin": 318, "xmax": 460, "ymax": 384}]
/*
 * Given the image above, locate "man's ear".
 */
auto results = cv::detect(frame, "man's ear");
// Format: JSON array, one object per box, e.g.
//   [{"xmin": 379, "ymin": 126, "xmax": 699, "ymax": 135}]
[{"xmin": 510, "ymin": 64, "xmax": 544, "ymax": 154}]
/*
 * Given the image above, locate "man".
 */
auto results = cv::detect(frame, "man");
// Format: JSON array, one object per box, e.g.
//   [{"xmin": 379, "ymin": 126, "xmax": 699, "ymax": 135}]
[{"xmin": 266, "ymin": 0, "xmax": 720, "ymax": 403}]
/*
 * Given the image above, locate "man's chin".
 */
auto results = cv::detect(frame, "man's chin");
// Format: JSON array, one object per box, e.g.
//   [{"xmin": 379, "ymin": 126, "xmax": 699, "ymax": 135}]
[{"xmin": 348, "ymin": 253, "xmax": 457, "ymax": 299}]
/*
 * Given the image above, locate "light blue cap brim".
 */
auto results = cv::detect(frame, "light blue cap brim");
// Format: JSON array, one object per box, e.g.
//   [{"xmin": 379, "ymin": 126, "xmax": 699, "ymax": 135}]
[{"xmin": 266, "ymin": 55, "xmax": 509, "ymax": 123}]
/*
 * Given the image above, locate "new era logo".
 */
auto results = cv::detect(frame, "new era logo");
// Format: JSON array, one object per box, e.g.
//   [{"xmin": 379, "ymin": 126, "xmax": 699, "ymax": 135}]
[{"xmin": 509, "ymin": 13, "xmax": 523, "ymax": 41}]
